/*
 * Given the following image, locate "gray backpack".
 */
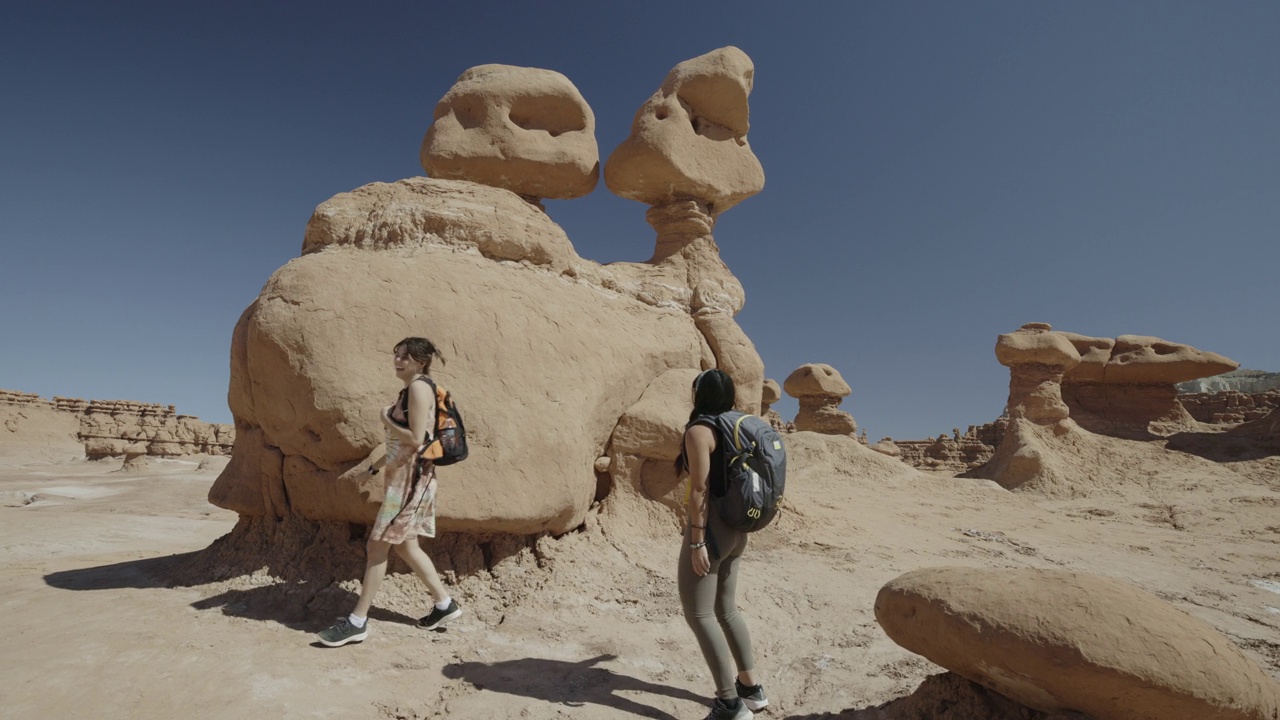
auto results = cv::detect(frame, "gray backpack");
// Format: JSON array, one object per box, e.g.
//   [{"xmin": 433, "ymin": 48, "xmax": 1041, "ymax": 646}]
[{"xmin": 692, "ymin": 411, "xmax": 787, "ymax": 532}]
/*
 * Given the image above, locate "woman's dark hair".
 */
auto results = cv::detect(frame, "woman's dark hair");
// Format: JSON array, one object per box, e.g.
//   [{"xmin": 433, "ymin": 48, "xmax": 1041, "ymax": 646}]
[
  {"xmin": 394, "ymin": 336, "xmax": 446, "ymax": 374},
  {"xmin": 675, "ymin": 369, "xmax": 735, "ymax": 474}
]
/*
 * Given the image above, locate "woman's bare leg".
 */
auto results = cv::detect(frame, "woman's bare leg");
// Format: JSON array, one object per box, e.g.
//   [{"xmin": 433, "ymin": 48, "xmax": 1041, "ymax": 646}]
[
  {"xmin": 394, "ymin": 539, "xmax": 448, "ymax": 603},
  {"xmin": 353, "ymin": 538, "xmax": 392, "ymax": 617}
]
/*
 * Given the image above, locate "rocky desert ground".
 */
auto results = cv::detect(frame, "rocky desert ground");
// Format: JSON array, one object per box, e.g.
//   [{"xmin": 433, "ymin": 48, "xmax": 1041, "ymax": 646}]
[{"xmin": 2, "ymin": 427, "xmax": 1278, "ymax": 719}]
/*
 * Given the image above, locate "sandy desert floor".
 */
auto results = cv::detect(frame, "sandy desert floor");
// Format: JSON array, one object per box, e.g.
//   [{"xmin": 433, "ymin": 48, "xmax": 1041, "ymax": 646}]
[{"xmin": 2, "ymin": 434, "xmax": 1279, "ymax": 720}]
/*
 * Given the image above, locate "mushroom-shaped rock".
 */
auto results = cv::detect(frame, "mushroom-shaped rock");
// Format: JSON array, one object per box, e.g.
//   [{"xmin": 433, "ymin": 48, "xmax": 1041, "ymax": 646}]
[
  {"xmin": 1058, "ymin": 332, "xmax": 1240, "ymax": 438},
  {"xmin": 421, "ymin": 64, "xmax": 599, "ymax": 200},
  {"xmin": 759, "ymin": 378, "xmax": 785, "ymax": 432},
  {"xmin": 1105, "ymin": 334, "xmax": 1238, "ymax": 384},
  {"xmin": 761, "ymin": 378, "xmax": 781, "ymax": 406},
  {"xmin": 605, "ymin": 46, "xmax": 764, "ymax": 213},
  {"xmin": 995, "ymin": 323, "xmax": 1080, "ymax": 425},
  {"xmin": 783, "ymin": 363, "xmax": 852, "ymax": 398},
  {"xmin": 784, "ymin": 364, "xmax": 856, "ymax": 436},
  {"xmin": 995, "ymin": 323, "xmax": 1081, "ymax": 370},
  {"xmin": 875, "ymin": 567, "xmax": 1280, "ymax": 720}
]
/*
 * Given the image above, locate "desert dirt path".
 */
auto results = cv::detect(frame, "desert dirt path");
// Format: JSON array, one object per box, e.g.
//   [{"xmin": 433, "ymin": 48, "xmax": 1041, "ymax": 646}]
[{"xmin": 2, "ymin": 441, "xmax": 1279, "ymax": 720}]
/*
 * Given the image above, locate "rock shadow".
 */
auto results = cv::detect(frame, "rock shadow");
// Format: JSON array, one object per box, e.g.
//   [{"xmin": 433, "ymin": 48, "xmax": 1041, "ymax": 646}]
[
  {"xmin": 44, "ymin": 553, "xmax": 188, "ymax": 591},
  {"xmin": 442, "ymin": 653, "xmax": 704, "ymax": 720},
  {"xmin": 779, "ymin": 672, "xmax": 1091, "ymax": 720}
]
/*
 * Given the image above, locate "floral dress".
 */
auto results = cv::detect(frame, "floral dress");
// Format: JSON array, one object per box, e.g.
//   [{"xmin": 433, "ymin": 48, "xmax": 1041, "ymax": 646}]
[{"xmin": 370, "ymin": 393, "xmax": 437, "ymax": 542}]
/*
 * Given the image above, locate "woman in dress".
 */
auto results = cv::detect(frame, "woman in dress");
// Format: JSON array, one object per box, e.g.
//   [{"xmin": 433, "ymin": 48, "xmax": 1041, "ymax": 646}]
[
  {"xmin": 676, "ymin": 369, "xmax": 769, "ymax": 719},
  {"xmin": 318, "ymin": 336, "xmax": 462, "ymax": 647}
]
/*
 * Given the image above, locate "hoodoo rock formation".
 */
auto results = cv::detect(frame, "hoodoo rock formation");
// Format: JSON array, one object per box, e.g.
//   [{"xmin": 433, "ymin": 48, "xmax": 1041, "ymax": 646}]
[
  {"xmin": 604, "ymin": 46, "xmax": 766, "ymax": 415},
  {"xmin": 783, "ymin": 363, "xmax": 857, "ymax": 437},
  {"xmin": 994, "ymin": 323, "xmax": 1080, "ymax": 426},
  {"xmin": 759, "ymin": 378, "xmax": 785, "ymax": 431},
  {"xmin": 1058, "ymin": 332, "xmax": 1239, "ymax": 438},
  {"xmin": 0, "ymin": 389, "xmax": 233, "ymax": 464},
  {"xmin": 875, "ymin": 567, "xmax": 1280, "ymax": 720},
  {"xmin": 420, "ymin": 64, "xmax": 599, "ymax": 202},
  {"xmin": 212, "ymin": 48, "xmax": 769, "ymax": 542}
]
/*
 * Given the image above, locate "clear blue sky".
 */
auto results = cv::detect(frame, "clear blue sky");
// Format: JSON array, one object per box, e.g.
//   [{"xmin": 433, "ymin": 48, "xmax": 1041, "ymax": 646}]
[{"xmin": 2, "ymin": 1, "xmax": 1277, "ymax": 441}]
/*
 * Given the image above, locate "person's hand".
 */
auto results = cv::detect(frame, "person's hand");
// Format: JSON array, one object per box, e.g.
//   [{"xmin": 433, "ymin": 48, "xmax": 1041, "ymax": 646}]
[
  {"xmin": 691, "ymin": 545, "xmax": 710, "ymax": 577},
  {"xmin": 379, "ymin": 405, "xmax": 395, "ymax": 427}
]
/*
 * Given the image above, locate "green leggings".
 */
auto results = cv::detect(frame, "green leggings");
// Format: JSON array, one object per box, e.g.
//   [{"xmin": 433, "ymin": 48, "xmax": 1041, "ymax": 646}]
[{"xmin": 678, "ymin": 512, "xmax": 756, "ymax": 700}]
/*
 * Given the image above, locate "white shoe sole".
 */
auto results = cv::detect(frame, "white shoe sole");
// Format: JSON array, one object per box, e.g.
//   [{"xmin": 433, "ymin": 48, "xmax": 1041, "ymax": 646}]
[
  {"xmin": 318, "ymin": 629, "xmax": 368, "ymax": 647},
  {"xmin": 743, "ymin": 696, "xmax": 768, "ymax": 711}
]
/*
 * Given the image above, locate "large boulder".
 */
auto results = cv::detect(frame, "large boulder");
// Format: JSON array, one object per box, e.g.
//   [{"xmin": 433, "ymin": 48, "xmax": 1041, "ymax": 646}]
[
  {"xmin": 212, "ymin": 178, "xmax": 706, "ymax": 535},
  {"xmin": 875, "ymin": 567, "xmax": 1280, "ymax": 720}
]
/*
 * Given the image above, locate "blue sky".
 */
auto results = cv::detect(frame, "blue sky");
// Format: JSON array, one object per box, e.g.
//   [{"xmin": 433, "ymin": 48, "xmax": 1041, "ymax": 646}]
[{"xmin": 2, "ymin": 1, "xmax": 1277, "ymax": 441}]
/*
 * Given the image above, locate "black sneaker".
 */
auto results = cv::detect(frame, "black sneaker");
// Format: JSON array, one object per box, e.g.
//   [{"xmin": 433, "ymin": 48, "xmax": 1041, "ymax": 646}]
[
  {"xmin": 735, "ymin": 679, "xmax": 769, "ymax": 711},
  {"xmin": 419, "ymin": 599, "xmax": 462, "ymax": 630},
  {"xmin": 705, "ymin": 697, "xmax": 752, "ymax": 720}
]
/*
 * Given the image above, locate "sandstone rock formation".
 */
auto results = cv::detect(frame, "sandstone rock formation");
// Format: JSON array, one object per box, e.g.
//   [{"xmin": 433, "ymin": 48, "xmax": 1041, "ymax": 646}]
[
  {"xmin": 420, "ymin": 64, "xmax": 599, "ymax": 202},
  {"xmin": 1178, "ymin": 389, "xmax": 1280, "ymax": 425},
  {"xmin": 892, "ymin": 420, "xmax": 1007, "ymax": 472},
  {"xmin": 0, "ymin": 390, "xmax": 82, "ymax": 465},
  {"xmin": 784, "ymin": 363, "xmax": 857, "ymax": 436},
  {"xmin": 602, "ymin": 47, "xmax": 766, "ymax": 414},
  {"xmin": 995, "ymin": 323, "xmax": 1080, "ymax": 426},
  {"xmin": 1059, "ymin": 332, "xmax": 1239, "ymax": 438},
  {"xmin": 214, "ymin": 50, "xmax": 771, "ymax": 546},
  {"xmin": 759, "ymin": 378, "xmax": 785, "ymax": 431},
  {"xmin": 0, "ymin": 389, "xmax": 232, "ymax": 464},
  {"xmin": 875, "ymin": 567, "xmax": 1280, "ymax": 720},
  {"xmin": 604, "ymin": 46, "xmax": 764, "ymax": 214}
]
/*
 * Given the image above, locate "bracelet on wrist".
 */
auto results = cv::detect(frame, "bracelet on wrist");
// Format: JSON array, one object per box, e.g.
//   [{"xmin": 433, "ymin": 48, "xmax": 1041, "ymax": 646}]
[
  {"xmin": 689, "ymin": 541, "xmax": 706, "ymax": 550},
  {"xmin": 689, "ymin": 523, "xmax": 706, "ymax": 530}
]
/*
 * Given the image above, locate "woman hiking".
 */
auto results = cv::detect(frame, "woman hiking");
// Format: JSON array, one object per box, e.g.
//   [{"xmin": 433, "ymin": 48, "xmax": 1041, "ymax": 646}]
[
  {"xmin": 676, "ymin": 369, "xmax": 769, "ymax": 719},
  {"xmin": 318, "ymin": 336, "xmax": 462, "ymax": 647}
]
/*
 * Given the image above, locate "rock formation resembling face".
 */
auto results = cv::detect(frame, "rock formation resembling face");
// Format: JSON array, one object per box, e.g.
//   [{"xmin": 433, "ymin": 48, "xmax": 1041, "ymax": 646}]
[
  {"xmin": 783, "ymin": 363, "xmax": 852, "ymax": 399},
  {"xmin": 421, "ymin": 64, "xmax": 599, "ymax": 200},
  {"xmin": 604, "ymin": 47, "xmax": 764, "ymax": 212}
]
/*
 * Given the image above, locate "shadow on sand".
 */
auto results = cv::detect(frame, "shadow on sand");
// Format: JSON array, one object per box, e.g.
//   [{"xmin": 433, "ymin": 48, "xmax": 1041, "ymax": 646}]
[
  {"xmin": 443, "ymin": 654, "xmax": 706, "ymax": 720},
  {"xmin": 42, "ymin": 551, "xmax": 414, "ymax": 633}
]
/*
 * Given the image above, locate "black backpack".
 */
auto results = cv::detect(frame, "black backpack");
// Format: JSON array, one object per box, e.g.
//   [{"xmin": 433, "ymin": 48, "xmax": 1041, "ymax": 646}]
[
  {"xmin": 401, "ymin": 376, "xmax": 469, "ymax": 467},
  {"xmin": 692, "ymin": 411, "xmax": 787, "ymax": 532}
]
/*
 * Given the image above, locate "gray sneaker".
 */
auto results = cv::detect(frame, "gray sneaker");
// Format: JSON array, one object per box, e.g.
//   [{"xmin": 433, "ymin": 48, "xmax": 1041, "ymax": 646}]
[
  {"xmin": 317, "ymin": 617, "xmax": 368, "ymax": 647},
  {"xmin": 705, "ymin": 697, "xmax": 752, "ymax": 720},
  {"xmin": 736, "ymin": 679, "xmax": 769, "ymax": 711}
]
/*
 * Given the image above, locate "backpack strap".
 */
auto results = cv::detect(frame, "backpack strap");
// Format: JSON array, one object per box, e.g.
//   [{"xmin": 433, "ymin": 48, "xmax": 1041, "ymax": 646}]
[{"xmin": 399, "ymin": 376, "xmax": 437, "ymax": 443}]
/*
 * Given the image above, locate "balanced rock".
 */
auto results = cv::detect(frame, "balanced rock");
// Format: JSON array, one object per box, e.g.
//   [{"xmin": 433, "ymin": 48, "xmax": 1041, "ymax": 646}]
[
  {"xmin": 784, "ymin": 363, "xmax": 856, "ymax": 436},
  {"xmin": 421, "ymin": 64, "xmax": 599, "ymax": 201},
  {"xmin": 995, "ymin": 323, "xmax": 1080, "ymax": 425},
  {"xmin": 605, "ymin": 46, "xmax": 764, "ymax": 214},
  {"xmin": 600, "ymin": 48, "xmax": 767, "ymax": 413},
  {"xmin": 875, "ymin": 567, "xmax": 1280, "ymax": 720},
  {"xmin": 1059, "ymin": 332, "xmax": 1239, "ymax": 437}
]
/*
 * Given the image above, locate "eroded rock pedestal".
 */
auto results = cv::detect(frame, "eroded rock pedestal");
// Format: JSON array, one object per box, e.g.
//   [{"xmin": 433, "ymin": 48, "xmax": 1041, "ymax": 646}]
[{"xmin": 784, "ymin": 363, "xmax": 857, "ymax": 436}]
